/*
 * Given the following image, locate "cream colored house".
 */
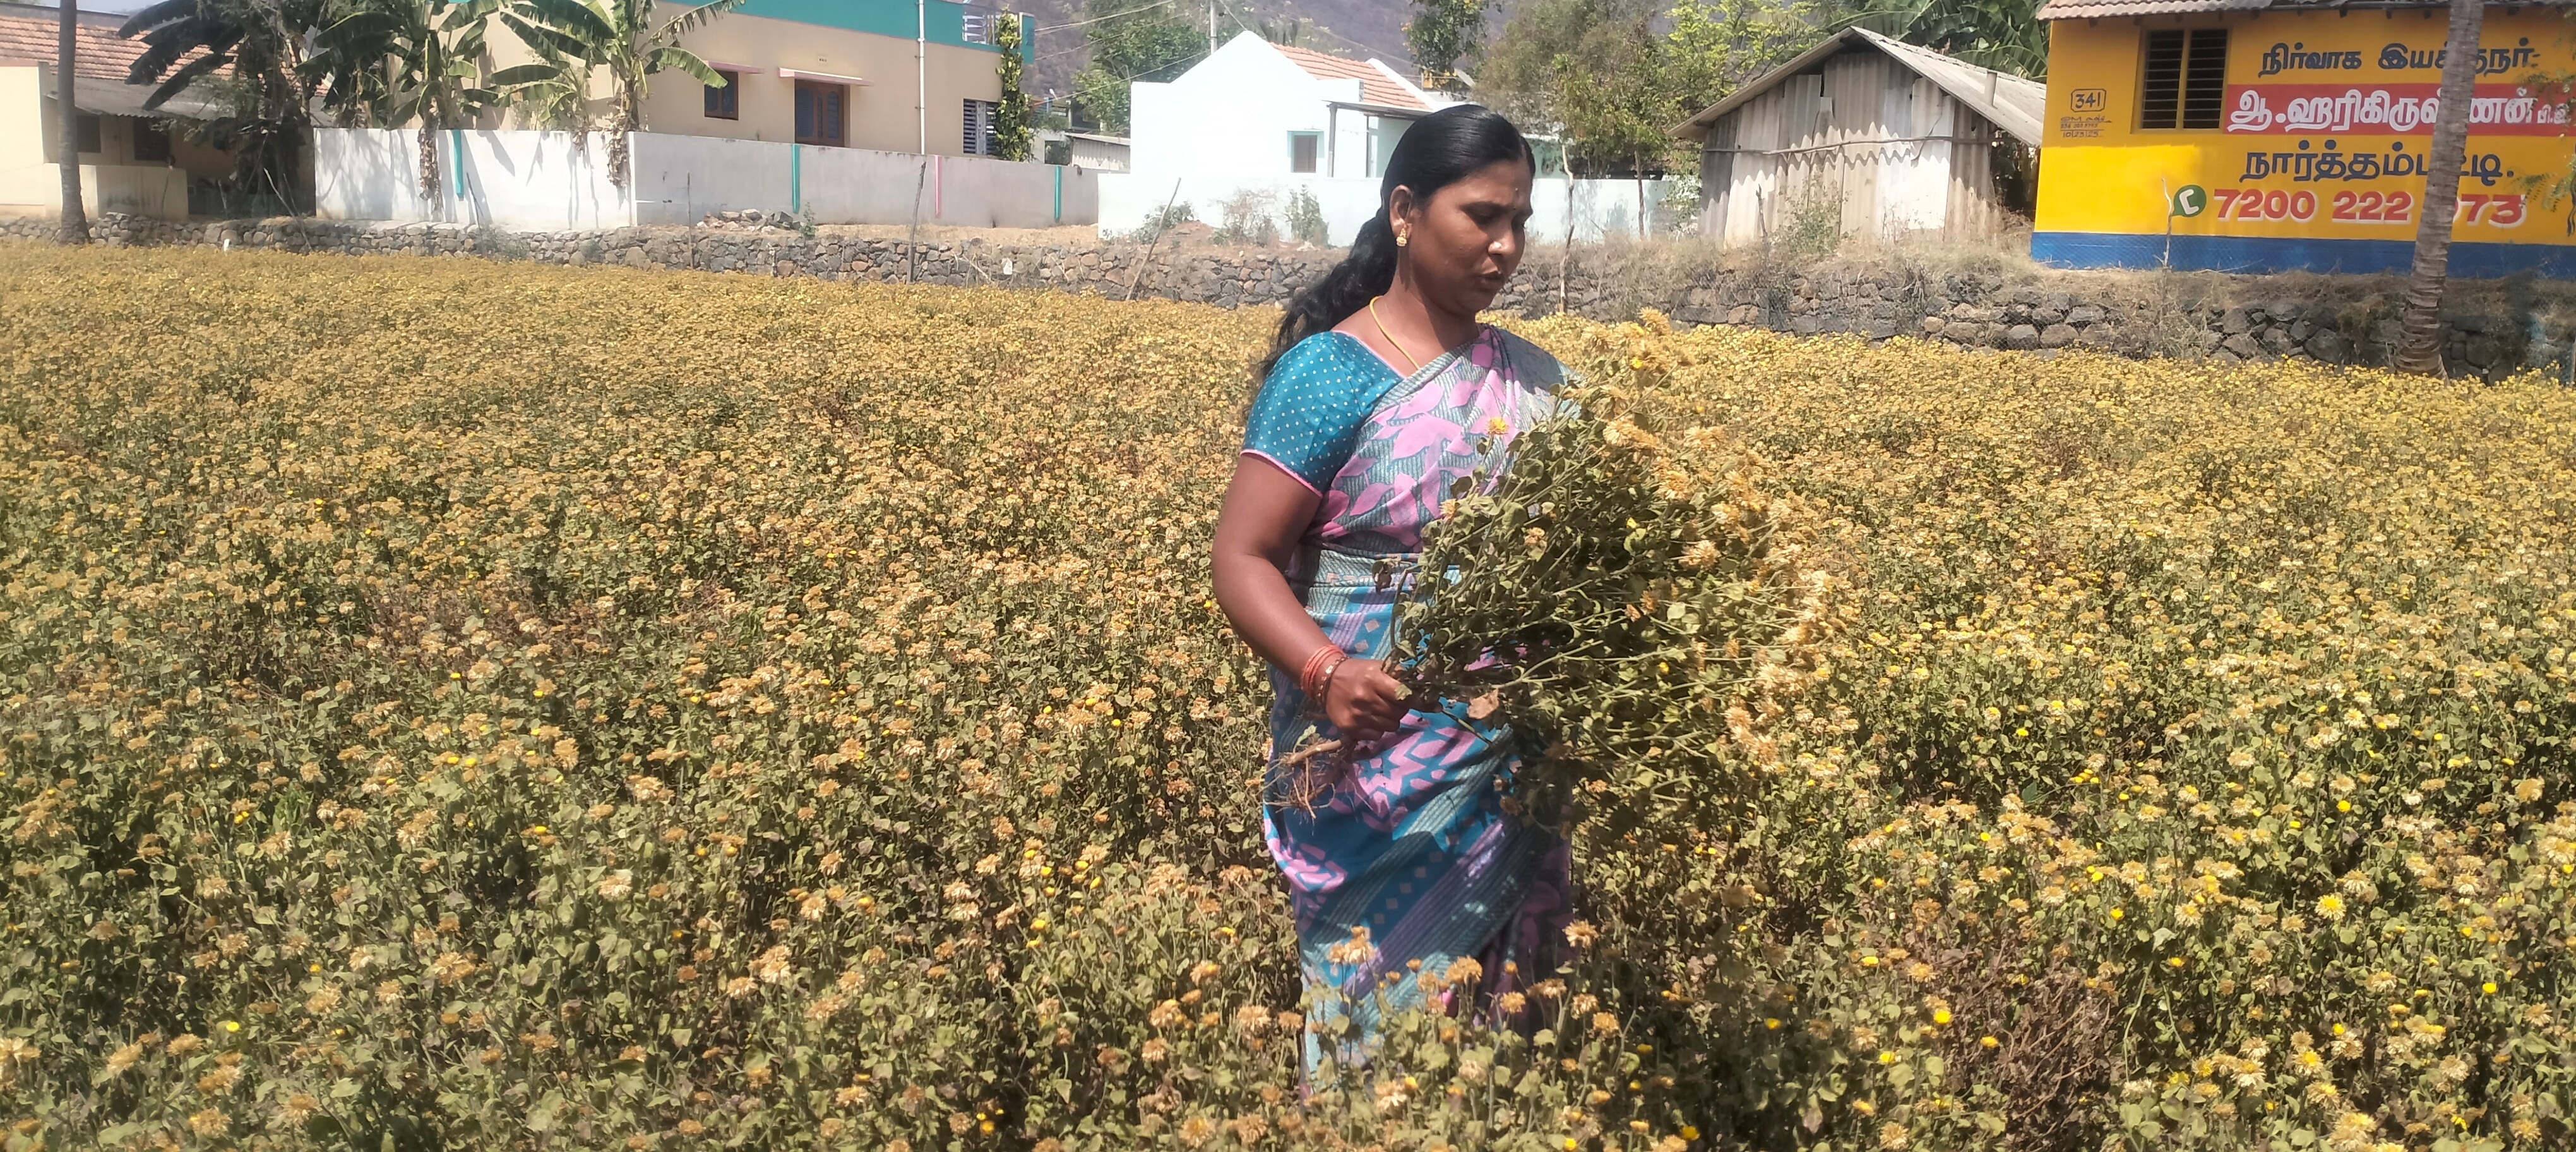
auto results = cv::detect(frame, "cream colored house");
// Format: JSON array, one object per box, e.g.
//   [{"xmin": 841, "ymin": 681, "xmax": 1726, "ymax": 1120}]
[
  {"xmin": 498, "ymin": 0, "xmax": 1027, "ymax": 157},
  {"xmin": 0, "ymin": 2, "xmax": 230, "ymax": 220}
]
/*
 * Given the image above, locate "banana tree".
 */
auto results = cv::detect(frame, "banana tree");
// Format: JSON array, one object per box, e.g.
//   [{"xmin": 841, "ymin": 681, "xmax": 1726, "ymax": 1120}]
[
  {"xmin": 310, "ymin": 0, "xmax": 507, "ymax": 199},
  {"xmin": 123, "ymin": 0, "xmax": 337, "ymax": 214},
  {"xmin": 487, "ymin": 34, "xmax": 595, "ymax": 144},
  {"xmin": 501, "ymin": 0, "xmax": 744, "ymax": 187}
]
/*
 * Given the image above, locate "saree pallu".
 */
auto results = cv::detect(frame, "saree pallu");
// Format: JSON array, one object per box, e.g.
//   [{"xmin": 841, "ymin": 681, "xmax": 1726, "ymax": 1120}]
[{"xmin": 1243, "ymin": 326, "xmax": 1573, "ymax": 1075}]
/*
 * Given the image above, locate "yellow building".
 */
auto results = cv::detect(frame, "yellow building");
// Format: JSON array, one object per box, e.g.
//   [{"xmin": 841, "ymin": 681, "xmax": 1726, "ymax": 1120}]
[
  {"xmin": 523, "ymin": 0, "xmax": 1027, "ymax": 157},
  {"xmin": 2034, "ymin": 0, "xmax": 2576, "ymax": 276}
]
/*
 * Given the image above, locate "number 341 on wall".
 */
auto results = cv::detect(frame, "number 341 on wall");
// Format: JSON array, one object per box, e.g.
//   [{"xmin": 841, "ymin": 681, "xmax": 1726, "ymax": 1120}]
[{"xmin": 2207, "ymin": 189, "xmax": 2525, "ymax": 227}]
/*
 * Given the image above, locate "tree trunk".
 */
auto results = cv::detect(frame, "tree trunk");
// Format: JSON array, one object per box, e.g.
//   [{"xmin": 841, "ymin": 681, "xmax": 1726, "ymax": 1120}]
[
  {"xmin": 607, "ymin": 89, "xmax": 634, "ymax": 189},
  {"xmin": 2394, "ymin": 0, "xmax": 2486, "ymax": 375},
  {"xmin": 419, "ymin": 121, "xmax": 440, "ymax": 202},
  {"xmin": 57, "ymin": 0, "xmax": 88, "ymax": 245}
]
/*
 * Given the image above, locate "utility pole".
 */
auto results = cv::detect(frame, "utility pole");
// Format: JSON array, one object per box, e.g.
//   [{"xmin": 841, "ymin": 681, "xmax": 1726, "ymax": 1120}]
[
  {"xmin": 1208, "ymin": 0, "xmax": 1215, "ymax": 57},
  {"xmin": 915, "ymin": 0, "xmax": 927, "ymax": 154}
]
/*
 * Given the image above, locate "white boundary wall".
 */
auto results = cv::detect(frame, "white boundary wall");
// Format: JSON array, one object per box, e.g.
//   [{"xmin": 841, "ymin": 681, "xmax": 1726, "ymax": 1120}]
[
  {"xmin": 315, "ymin": 128, "xmax": 1100, "ymax": 229},
  {"xmin": 1098, "ymin": 173, "xmax": 1673, "ymax": 246}
]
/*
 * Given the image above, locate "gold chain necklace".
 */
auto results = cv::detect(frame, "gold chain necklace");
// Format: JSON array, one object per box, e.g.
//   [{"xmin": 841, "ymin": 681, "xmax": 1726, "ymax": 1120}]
[{"xmin": 1368, "ymin": 297, "xmax": 1424, "ymax": 373}]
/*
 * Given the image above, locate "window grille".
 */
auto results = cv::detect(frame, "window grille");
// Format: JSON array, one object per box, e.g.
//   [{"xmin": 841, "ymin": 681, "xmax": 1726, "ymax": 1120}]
[
  {"xmin": 963, "ymin": 99, "xmax": 999, "ymax": 155},
  {"xmin": 2140, "ymin": 28, "xmax": 2227, "ymax": 130}
]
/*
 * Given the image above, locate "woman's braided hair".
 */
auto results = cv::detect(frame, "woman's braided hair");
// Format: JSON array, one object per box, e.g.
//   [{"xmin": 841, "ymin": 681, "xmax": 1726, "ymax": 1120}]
[{"xmin": 1255, "ymin": 104, "xmax": 1536, "ymax": 381}]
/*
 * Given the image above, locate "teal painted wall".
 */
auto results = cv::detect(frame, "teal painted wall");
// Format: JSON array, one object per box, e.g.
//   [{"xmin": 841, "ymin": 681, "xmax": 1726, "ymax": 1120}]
[{"xmin": 673, "ymin": 0, "xmax": 1027, "ymax": 57}]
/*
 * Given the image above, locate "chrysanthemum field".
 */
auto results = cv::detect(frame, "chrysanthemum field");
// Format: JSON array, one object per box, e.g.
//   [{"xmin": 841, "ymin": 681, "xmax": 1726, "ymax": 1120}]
[{"xmin": 3, "ymin": 247, "xmax": 2574, "ymax": 1152}]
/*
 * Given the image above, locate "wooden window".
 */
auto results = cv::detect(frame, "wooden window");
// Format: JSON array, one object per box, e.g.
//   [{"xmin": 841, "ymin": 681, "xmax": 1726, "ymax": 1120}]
[
  {"xmin": 75, "ymin": 113, "xmax": 101, "ymax": 155},
  {"xmin": 795, "ymin": 80, "xmax": 845, "ymax": 146},
  {"xmin": 2140, "ymin": 28, "xmax": 2227, "ymax": 130},
  {"xmin": 1289, "ymin": 132, "xmax": 1318, "ymax": 174},
  {"xmin": 963, "ymin": 99, "xmax": 998, "ymax": 155},
  {"xmin": 133, "ymin": 119, "xmax": 172, "ymax": 162},
  {"xmin": 704, "ymin": 70, "xmax": 739, "ymax": 120}
]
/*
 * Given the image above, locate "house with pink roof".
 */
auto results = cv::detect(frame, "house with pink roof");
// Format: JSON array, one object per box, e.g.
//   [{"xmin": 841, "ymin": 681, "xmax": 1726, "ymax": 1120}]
[{"xmin": 1127, "ymin": 30, "xmax": 1445, "ymax": 181}]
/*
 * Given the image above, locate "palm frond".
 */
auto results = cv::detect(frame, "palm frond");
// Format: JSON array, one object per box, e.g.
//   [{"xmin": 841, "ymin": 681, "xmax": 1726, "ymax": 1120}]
[
  {"xmin": 660, "ymin": 0, "xmax": 747, "ymax": 39},
  {"xmin": 645, "ymin": 44, "xmax": 720, "ymax": 83}
]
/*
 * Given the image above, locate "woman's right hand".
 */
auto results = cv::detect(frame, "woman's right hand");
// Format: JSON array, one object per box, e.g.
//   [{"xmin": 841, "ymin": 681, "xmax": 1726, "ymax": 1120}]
[{"xmin": 1323, "ymin": 658, "xmax": 1412, "ymax": 745}]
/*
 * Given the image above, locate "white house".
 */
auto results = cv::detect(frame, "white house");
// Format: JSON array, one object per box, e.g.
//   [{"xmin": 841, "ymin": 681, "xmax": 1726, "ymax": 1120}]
[
  {"xmin": 1103, "ymin": 32, "xmax": 1672, "ymax": 246},
  {"xmin": 1128, "ymin": 32, "xmax": 1436, "ymax": 179}
]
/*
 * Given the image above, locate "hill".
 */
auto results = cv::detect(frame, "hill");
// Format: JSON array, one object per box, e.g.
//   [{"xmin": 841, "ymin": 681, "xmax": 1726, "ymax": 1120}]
[{"xmin": 1020, "ymin": 0, "xmax": 1420, "ymax": 105}]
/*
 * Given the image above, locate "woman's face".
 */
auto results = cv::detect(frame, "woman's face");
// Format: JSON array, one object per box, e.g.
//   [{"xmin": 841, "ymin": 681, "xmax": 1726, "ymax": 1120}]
[{"xmin": 1392, "ymin": 158, "xmax": 1536, "ymax": 316}]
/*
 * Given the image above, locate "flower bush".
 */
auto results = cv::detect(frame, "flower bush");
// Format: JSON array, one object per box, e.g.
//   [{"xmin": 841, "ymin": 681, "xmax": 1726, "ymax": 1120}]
[
  {"xmin": 0, "ymin": 246, "xmax": 2571, "ymax": 1152},
  {"xmin": 1402, "ymin": 314, "xmax": 2576, "ymax": 1152}
]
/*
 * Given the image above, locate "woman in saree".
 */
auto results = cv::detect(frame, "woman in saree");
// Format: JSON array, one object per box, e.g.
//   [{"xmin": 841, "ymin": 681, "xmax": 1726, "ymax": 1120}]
[{"xmin": 1210, "ymin": 104, "xmax": 1571, "ymax": 1074}]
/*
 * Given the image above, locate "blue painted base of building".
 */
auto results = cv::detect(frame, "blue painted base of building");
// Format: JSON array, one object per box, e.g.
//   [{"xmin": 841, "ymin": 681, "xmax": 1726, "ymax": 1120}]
[{"xmin": 2032, "ymin": 232, "xmax": 2576, "ymax": 279}]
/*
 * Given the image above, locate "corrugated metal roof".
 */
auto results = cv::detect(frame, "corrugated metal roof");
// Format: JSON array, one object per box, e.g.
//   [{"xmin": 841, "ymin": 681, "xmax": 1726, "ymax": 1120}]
[
  {"xmin": 46, "ymin": 66, "xmax": 227, "ymax": 118},
  {"xmin": 1673, "ymin": 28, "xmax": 2045, "ymax": 146},
  {"xmin": 2036, "ymin": 0, "xmax": 2452, "ymax": 18}
]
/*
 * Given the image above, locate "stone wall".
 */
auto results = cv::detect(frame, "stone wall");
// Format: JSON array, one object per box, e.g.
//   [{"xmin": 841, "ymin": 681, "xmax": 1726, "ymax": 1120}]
[{"xmin": 11, "ymin": 213, "xmax": 2573, "ymax": 380}]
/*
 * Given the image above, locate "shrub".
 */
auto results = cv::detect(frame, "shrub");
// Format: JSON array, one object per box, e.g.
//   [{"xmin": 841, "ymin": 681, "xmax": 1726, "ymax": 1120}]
[
  {"xmin": 1284, "ymin": 189, "xmax": 1328, "ymax": 248},
  {"xmin": 1127, "ymin": 201, "xmax": 1198, "ymax": 244},
  {"xmin": 1213, "ymin": 192, "xmax": 1280, "ymax": 248},
  {"xmin": 1400, "ymin": 313, "xmax": 2576, "ymax": 1152}
]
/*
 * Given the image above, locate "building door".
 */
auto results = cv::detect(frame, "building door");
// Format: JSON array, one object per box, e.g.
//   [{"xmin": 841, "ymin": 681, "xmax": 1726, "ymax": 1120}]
[{"xmin": 795, "ymin": 81, "xmax": 847, "ymax": 146}]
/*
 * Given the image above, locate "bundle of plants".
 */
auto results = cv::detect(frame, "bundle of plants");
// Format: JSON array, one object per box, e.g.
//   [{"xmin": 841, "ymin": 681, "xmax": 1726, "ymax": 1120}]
[{"xmin": 1393, "ymin": 316, "xmax": 1847, "ymax": 838}]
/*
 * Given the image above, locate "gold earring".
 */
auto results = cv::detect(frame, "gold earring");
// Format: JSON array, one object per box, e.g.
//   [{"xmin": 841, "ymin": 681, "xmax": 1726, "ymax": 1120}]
[{"xmin": 1395, "ymin": 231, "xmax": 1409, "ymax": 247}]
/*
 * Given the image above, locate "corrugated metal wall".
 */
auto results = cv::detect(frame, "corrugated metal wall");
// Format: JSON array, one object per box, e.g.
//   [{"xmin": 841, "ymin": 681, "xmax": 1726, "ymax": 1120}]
[{"xmin": 1698, "ymin": 45, "xmax": 2008, "ymax": 248}]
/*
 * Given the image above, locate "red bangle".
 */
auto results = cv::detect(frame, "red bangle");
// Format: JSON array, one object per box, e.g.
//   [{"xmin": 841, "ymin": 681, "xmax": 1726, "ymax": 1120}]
[{"xmin": 1297, "ymin": 645, "xmax": 1347, "ymax": 700}]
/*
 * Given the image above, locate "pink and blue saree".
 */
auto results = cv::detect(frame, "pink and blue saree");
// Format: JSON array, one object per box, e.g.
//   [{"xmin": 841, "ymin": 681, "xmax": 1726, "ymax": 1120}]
[{"xmin": 1241, "ymin": 325, "xmax": 1573, "ymax": 1072}]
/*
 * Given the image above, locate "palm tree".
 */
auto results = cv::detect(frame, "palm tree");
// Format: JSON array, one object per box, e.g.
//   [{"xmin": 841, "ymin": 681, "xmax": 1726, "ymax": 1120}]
[
  {"xmin": 501, "ymin": 0, "xmax": 744, "ymax": 188},
  {"xmin": 311, "ymin": 0, "xmax": 508, "ymax": 200},
  {"xmin": 2394, "ymin": 0, "xmax": 2486, "ymax": 375},
  {"xmin": 58, "ymin": 0, "xmax": 89, "ymax": 243}
]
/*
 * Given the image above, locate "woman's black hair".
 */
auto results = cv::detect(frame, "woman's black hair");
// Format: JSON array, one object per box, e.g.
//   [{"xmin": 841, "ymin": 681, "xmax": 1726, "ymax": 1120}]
[{"xmin": 1256, "ymin": 104, "xmax": 1535, "ymax": 380}]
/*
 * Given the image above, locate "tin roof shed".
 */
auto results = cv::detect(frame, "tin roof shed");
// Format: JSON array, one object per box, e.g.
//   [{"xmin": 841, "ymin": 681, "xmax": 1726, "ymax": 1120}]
[{"xmin": 1675, "ymin": 28, "xmax": 2044, "ymax": 248}]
